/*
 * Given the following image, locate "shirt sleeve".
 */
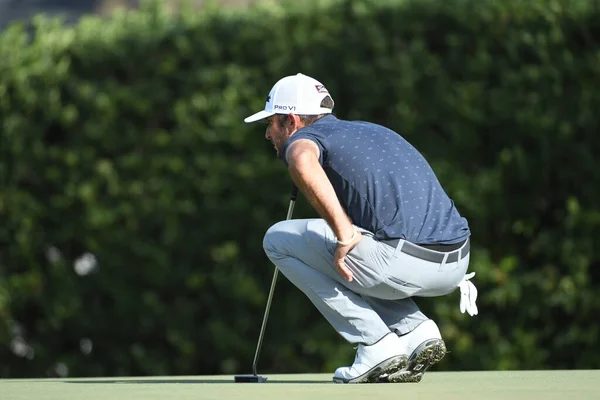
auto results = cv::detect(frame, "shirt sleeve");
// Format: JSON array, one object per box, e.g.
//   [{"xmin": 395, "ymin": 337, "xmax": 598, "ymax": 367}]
[{"xmin": 280, "ymin": 128, "xmax": 328, "ymax": 167}]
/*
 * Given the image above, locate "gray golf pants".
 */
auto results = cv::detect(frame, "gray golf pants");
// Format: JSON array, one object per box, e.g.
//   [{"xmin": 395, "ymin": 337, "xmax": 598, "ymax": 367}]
[{"xmin": 263, "ymin": 219, "xmax": 470, "ymax": 345}]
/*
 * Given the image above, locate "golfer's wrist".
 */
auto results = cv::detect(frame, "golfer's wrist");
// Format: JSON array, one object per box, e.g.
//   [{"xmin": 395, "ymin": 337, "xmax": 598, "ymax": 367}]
[{"xmin": 337, "ymin": 228, "xmax": 357, "ymax": 246}]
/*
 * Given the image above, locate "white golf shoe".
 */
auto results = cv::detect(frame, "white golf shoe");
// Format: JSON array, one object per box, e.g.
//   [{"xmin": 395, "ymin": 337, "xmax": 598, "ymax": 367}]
[
  {"xmin": 383, "ymin": 319, "xmax": 447, "ymax": 383},
  {"xmin": 332, "ymin": 333, "xmax": 408, "ymax": 384}
]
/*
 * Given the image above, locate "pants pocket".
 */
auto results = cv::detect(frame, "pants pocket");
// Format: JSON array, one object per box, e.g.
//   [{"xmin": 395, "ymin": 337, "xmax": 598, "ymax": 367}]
[{"xmin": 385, "ymin": 275, "xmax": 421, "ymax": 289}]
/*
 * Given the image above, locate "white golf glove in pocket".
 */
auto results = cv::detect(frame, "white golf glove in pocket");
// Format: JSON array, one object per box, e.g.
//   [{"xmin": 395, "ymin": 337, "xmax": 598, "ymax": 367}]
[{"xmin": 458, "ymin": 272, "xmax": 478, "ymax": 316}]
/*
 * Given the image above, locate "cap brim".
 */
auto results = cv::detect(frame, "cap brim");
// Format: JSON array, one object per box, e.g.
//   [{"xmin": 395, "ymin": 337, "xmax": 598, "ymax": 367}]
[{"xmin": 244, "ymin": 110, "xmax": 274, "ymax": 123}]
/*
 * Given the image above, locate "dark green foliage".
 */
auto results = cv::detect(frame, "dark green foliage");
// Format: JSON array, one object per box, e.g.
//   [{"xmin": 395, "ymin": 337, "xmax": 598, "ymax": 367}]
[{"xmin": 1, "ymin": 0, "xmax": 598, "ymax": 377}]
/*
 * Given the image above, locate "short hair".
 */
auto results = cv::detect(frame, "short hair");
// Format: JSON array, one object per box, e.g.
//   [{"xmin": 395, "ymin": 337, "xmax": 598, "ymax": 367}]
[{"xmin": 277, "ymin": 95, "xmax": 334, "ymax": 126}]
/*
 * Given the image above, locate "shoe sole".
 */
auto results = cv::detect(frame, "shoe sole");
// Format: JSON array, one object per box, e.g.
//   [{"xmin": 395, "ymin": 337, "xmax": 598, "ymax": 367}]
[
  {"xmin": 384, "ymin": 338, "xmax": 446, "ymax": 383},
  {"xmin": 332, "ymin": 354, "xmax": 408, "ymax": 384}
]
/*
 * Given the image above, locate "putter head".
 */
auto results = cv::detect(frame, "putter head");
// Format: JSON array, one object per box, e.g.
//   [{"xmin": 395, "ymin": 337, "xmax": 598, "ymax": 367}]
[{"xmin": 234, "ymin": 374, "xmax": 268, "ymax": 383}]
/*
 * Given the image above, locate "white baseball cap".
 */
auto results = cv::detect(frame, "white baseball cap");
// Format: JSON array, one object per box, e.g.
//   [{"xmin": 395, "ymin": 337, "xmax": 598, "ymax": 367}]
[{"xmin": 244, "ymin": 73, "xmax": 334, "ymax": 123}]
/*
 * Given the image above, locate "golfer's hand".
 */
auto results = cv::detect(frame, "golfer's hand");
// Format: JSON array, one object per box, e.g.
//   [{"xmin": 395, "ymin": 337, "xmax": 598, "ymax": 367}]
[{"xmin": 334, "ymin": 230, "xmax": 362, "ymax": 282}]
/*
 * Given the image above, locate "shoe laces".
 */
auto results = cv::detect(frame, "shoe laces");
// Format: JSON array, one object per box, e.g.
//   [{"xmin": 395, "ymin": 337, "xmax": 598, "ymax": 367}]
[{"xmin": 352, "ymin": 344, "xmax": 367, "ymax": 364}]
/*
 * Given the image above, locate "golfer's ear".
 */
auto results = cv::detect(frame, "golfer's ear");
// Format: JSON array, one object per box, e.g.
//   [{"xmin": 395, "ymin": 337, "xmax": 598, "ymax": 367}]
[{"xmin": 288, "ymin": 114, "xmax": 296, "ymax": 127}]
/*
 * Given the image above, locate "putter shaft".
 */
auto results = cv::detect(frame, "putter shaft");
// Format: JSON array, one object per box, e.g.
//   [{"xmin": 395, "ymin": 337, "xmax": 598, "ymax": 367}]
[{"xmin": 252, "ymin": 187, "xmax": 298, "ymax": 376}]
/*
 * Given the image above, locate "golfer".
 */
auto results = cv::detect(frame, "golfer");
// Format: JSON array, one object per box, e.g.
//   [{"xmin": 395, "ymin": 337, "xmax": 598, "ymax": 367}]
[{"xmin": 244, "ymin": 73, "xmax": 478, "ymax": 384}]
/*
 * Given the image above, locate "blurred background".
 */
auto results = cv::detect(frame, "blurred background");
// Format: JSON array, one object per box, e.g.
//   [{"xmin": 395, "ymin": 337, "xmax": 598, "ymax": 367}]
[
  {"xmin": 1, "ymin": 0, "xmax": 599, "ymax": 379},
  {"xmin": 0, "ymin": 0, "xmax": 261, "ymax": 29}
]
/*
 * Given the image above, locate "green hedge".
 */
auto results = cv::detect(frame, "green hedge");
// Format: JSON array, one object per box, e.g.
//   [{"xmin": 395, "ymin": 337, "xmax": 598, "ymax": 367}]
[{"xmin": 1, "ymin": 0, "xmax": 599, "ymax": 377}]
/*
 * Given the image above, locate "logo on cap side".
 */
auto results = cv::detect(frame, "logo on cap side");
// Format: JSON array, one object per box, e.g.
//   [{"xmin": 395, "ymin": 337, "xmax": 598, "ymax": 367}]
[
  {"xmin": 315, "ymin": 85, "xmax": 328, "ymax": 93},
  {"xmin": 274, "ymin": 105, "xmax": 296, "ymax": 111}
]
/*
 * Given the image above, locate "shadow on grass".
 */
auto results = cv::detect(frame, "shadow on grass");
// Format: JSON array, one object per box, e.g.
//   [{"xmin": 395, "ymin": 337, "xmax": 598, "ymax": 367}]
[{"xmin": 64, "ymin": 378, "xmax": 329, "ymax": 384}]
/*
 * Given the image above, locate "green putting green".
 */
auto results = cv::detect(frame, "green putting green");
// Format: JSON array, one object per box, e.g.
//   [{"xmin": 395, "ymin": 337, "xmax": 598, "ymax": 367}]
[{"xmin": 1, "ymin": 371, "xmax": 598, "ymax": 400}]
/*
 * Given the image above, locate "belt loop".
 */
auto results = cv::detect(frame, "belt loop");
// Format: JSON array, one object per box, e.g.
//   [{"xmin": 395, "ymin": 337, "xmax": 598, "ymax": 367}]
[
  {"xmin": 438, "ymin": 252, "xmax": 449, "ymax": 271},
  {"xmin": 394, "ymin": 239, "xmax": 405, "ymax": 256}
]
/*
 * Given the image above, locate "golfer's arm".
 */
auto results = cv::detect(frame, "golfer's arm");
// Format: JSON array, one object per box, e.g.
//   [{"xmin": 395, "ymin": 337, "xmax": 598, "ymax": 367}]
[{"xmin": 286, "ymin": 139, "xmax": 355, "ymax": 243}]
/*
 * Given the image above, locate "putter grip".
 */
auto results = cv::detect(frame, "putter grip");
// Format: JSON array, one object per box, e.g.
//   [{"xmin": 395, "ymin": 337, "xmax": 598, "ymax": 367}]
[{"xmin": 291, "ymin": 185, "xmax": 298, "ymax": 201}]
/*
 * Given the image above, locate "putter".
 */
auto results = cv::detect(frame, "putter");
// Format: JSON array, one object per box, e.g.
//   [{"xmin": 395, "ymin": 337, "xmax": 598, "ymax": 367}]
[{"xmin": 234, "ymin": 186, "xmax": 299, "ymax": 383}]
